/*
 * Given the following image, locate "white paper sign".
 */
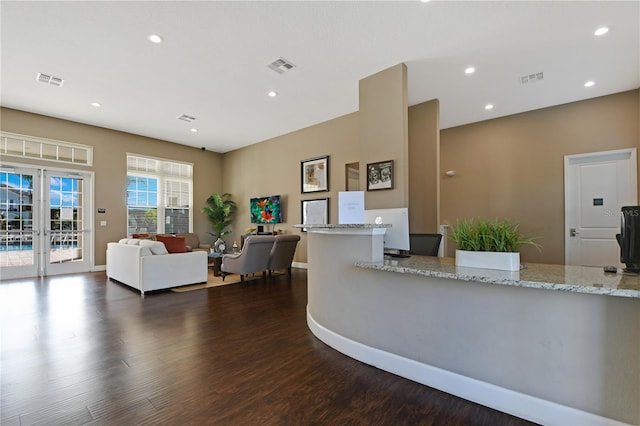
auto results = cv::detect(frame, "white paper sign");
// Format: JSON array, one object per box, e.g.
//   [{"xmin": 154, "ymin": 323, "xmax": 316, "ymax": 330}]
[
  {"xmin": 338, "ymin": 191, "xmax": 365, "ymax": 224},
  {"xmin": 304, "ymin": 200, "xmax": 326, "ymax": 225},
  {"xmin": 60, "ymin": 207, "xmax": 74, "ymax": 221}
]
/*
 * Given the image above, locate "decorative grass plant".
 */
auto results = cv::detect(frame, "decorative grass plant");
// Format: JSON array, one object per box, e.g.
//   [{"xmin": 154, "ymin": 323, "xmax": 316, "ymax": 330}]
[{"xmin": 449, "ymin": 218, "xmax": 540, "ymax": 253}]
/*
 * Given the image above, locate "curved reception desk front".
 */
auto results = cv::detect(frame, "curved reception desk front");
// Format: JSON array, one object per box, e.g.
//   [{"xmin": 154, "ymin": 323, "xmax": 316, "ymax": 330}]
[{"xmin": 299, "ymin": 224, "xmax": 640, "ymax": 426}]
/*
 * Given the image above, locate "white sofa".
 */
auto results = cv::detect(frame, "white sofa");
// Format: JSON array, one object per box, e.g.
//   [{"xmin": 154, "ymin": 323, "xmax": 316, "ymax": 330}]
[{"xmin": 106, "ymin": 238, "xmax": 208, "ymax": 295}]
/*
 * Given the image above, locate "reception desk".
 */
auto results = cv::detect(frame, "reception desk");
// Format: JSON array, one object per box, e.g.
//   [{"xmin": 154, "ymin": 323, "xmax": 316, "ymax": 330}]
[{"xmin": 299, "ymin": 224, "xmax": 640, "ymax": 426}]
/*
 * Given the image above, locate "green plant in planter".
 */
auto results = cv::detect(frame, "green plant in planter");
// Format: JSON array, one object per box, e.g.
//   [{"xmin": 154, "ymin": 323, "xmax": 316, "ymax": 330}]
[
  {"xmin": 449, "ymin": 218, "xmax": 541, "ymax": 253},
  {"xmin": 201, "ymin": 193, "xmax": 237, "ymax": 241}
]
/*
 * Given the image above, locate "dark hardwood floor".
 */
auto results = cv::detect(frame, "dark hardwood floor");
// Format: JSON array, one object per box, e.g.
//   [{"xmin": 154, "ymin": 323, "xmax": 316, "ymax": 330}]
[{"xmin": 0, "ymin": 269, "xmax": 537, "ymax": 425}]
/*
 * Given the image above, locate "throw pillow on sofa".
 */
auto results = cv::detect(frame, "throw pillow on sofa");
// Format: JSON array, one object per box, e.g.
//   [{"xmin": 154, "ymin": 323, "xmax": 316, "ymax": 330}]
[
  {"xmin": 139, "ymin": 239, "xmax": 169, "ymax": 255},
  {"xmin": 132, "ymin": 233, "xmax": 151, "ymax": 239},
  {"xmin": 155, "ymin": 235, "xmax": 187, "ymax": 253}
]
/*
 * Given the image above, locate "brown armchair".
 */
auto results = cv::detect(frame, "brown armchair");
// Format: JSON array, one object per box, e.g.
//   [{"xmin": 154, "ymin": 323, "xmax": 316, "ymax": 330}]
[
  {"xmin": 267, "ymin": 234, "xmax": 300, "ymax": 277},
  {"xmin": 177, "ymin": 233, "xmax": 211, "ymax": 252},
  {"xmin": 220, "ymin": 235, "xmax": 276, "ymax": 282}
]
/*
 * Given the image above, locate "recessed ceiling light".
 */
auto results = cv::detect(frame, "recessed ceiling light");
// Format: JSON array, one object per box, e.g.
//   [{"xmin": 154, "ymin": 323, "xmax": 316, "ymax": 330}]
[
  {"xmin": 485, "ymin": 104, "xmax": 494, "ymax": 110},
  {"xmin": 190, "ymin": 128, "xmax": 198, "ymax": 133},
  {"xmin": 148, "ymin": 34, "xmax": 163, "ymax": 43},
  {"xmin": 594, "ymin": 27, "xmax": 609, "ymax": 36},
  {"xmin": 464, "ymin": 67, "xmax": 475, "ymax": 75},
  {"xmin": 584, "ymin": 81, "xmax": 595, "ymax": 87},
  {"xmin": 420, "ymin": 0, "xmax": 431, "ymax": 3},
  {"xmin": 268, "ymin": 91, "xmax": 278, "ymax": 97},
  {"xmin": 90, "ymin": 102, "xmax": 101, "ymax": 107}
]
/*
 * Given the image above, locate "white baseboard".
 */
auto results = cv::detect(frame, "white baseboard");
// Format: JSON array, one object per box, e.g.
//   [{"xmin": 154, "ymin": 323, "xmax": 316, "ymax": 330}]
[
  {"xmin": 99, "ymin": 263, "xmax": 300, "ymax": 274},
  {"xmin": 307, "ymin": 308, "xmax": 630, "ymax": 426}
]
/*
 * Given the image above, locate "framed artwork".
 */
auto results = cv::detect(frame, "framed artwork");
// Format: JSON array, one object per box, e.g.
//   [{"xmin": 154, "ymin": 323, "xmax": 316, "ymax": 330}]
[
  {"xmin": 366, "ymin": 160, "xmax": 394, "ymax": 191},
  {"xmin": 301, "ymin": 198, "xmax": 329, "ymax": 232},
  {"xmin": 301, "ymin": 156, "xmax": 329, "ymax": 193}
]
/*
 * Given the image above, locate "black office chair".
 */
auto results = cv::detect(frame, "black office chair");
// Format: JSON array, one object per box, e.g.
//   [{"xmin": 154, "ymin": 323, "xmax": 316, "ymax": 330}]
[{"xmin": 409, "ymin": 233, "xmax": 442, "ymax": 256}]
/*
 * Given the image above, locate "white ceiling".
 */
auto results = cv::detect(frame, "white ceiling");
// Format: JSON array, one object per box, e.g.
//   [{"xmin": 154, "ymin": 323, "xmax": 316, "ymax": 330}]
[{"xmin": 1, "ymin": 1, "xmax": 638, "ymax": 154}]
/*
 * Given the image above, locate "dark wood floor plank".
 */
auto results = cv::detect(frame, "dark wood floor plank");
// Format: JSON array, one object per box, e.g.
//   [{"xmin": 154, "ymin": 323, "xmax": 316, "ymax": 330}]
[
  {"xmin": 1, "ymin": 269, "xmax": 537, "ymax": 425},
  {"xmin": 16, "ymin": 393, "xmax": 95, "ymax": 426}
]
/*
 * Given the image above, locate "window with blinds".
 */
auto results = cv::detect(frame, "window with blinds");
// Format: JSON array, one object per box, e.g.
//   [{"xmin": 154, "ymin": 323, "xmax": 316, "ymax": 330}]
[{"xmin": 126, "ymin": 154, "xmax": 193, "ymax": 236}]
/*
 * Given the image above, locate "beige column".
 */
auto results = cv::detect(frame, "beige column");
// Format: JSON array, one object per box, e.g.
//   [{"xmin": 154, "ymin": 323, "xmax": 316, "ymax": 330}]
[{"xmin": 359, "ymin": 64, "xmax": 409, "ymax": 209}]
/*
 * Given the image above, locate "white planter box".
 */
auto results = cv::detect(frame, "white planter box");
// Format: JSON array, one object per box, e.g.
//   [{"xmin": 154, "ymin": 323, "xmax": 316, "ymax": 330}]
[{"xmin": 455, "ymin": 249, "xmax": 521, "ymax": 271}]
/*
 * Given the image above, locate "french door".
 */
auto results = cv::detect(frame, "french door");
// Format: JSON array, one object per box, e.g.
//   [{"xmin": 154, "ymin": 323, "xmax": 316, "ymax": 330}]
[{"xmin": 1, "ymin": 165, "xmax": 93, "ymax": 279}]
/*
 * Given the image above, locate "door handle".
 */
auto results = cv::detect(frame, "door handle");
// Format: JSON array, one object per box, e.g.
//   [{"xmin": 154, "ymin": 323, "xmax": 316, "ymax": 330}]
[{"xmin": 570, "ymin": 228, "xmax": 580, "ymax": 237}]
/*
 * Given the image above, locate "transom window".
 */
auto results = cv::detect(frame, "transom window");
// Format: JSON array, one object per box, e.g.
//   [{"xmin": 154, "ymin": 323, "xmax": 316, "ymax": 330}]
[
  {"xmin": 126, "ymin": 154, "xmax": 193, "ymax": 236},
  {"xmin": 1, "ymin": 131, "xmax": 93, "ymax": 166}
]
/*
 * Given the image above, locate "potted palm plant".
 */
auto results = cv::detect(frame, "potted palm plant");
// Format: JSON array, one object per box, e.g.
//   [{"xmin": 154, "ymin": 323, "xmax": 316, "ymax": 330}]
[
  {"xmin": 449, "ymin": 218, "xmax": 540, "ymax": 271},
  {"xmin": 201, "ymin": 193, "xmax": 237, "ymax": 252}
]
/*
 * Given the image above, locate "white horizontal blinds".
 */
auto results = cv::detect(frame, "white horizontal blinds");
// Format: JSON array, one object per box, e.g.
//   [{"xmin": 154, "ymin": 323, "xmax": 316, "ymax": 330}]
[
  {"xmin": 126, "ymin": 154, "xmax": 193, "ymax": 236},
  {"xmin": 164, "ymin": 179, "xmax": 191, "ymax": 234},
  {"xmin": 164, "ymin": 180, "xmax": 190, "ymax": 208},
  {"xmin": 127, "ymin": 156, "xmax": 158, "ymax": 173},
  {"xmin": 162, "ymin": 161, "xmax": 191, "ymax": 178},
  {"xmin": 0, "ymin": 132, "xmax": 92, "ymax": 166},
  {"xmin": 127, "ymin": 155, "xmax": 191, "ymax": 179}
]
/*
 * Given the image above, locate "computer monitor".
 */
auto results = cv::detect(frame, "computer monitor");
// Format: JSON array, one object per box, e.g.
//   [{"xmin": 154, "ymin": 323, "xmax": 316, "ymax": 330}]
[
  {"xmin": 364, "ymin": 207, "xmax": 410, "ymax": 254},
  {"xmin": 409, "ymin": 233, "xmax": 442, "ymax": 256},
  {"xmin": 617, "ymin": 205, "xmax": 640, "ymax": 273}
]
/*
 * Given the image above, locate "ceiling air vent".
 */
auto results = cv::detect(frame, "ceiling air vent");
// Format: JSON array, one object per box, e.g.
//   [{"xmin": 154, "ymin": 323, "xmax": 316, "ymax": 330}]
[
  {"xmin": 520, "ymin": 72, "xmax": 544, "ymax": 85},
  {"xmin": 36, "ymin": 72, "xmax": 64, "ymax": 87},
  {"xmin": 177, "ymin": 114, "xmax": 196, "ymax": 123},
  {"xmin": 268, "ymin": 57, "xmax": 296, "ymax": 74}
]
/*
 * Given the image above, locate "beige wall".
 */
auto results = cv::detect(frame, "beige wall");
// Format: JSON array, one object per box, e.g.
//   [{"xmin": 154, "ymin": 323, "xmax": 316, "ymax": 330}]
[
  {"xmin": 408, "ymin": 98, "xmax": 440, "ymax": 233},
  {"xmin": 223, "ymin": 64, "xmax": 411, "ymax": 264},
  {"xmin": 1, "ymin": 107, "xmax": 224, "ymax": 266},
  {"xmin": 3, "ymin": 87, "xmax": 638, "ymax": 268},
  {"xmin": 222, "ymin": 112, "xmax": 360, "ymax": 263},
  {"xmin": 439, "ymin": 90, "xmax": 640, "ymax": 264}
]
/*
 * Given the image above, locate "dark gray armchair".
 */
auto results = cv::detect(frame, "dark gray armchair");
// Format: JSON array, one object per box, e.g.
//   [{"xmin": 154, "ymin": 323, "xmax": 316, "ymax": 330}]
[
  {"xmin": 221, "ymin": 235, "xmax": 276, "ymax": 282},
  {"xmin": 267, "ymin": 234, "xmax": 301, "ymax": 277}
]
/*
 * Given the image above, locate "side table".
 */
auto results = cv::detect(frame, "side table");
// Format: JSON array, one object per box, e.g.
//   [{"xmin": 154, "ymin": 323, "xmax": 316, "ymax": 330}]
[{"xmin": 208, "ymin": 252, "xmax": 223, "ymax": 276}]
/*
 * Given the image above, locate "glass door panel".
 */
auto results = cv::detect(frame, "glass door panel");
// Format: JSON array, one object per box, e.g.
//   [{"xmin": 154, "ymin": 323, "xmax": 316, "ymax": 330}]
[
  {"xmin": 0, "ymin": 168, "xmax": 39, "ymax": 279},
  {"xmin": 45, "ymin": 171, "xmax": 91, "ymax": 275}
]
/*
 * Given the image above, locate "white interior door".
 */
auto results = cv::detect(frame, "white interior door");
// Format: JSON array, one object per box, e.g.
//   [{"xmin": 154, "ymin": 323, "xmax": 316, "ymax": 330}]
[{"xmin": 565, "ymin": 148, "xmax": 637, "ymax": 267}]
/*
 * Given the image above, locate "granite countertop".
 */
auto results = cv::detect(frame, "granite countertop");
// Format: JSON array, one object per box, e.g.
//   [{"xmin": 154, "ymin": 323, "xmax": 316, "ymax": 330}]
[{"xmin": 356, "ymin": 256, "xmax": 640, "ymax": 299}]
